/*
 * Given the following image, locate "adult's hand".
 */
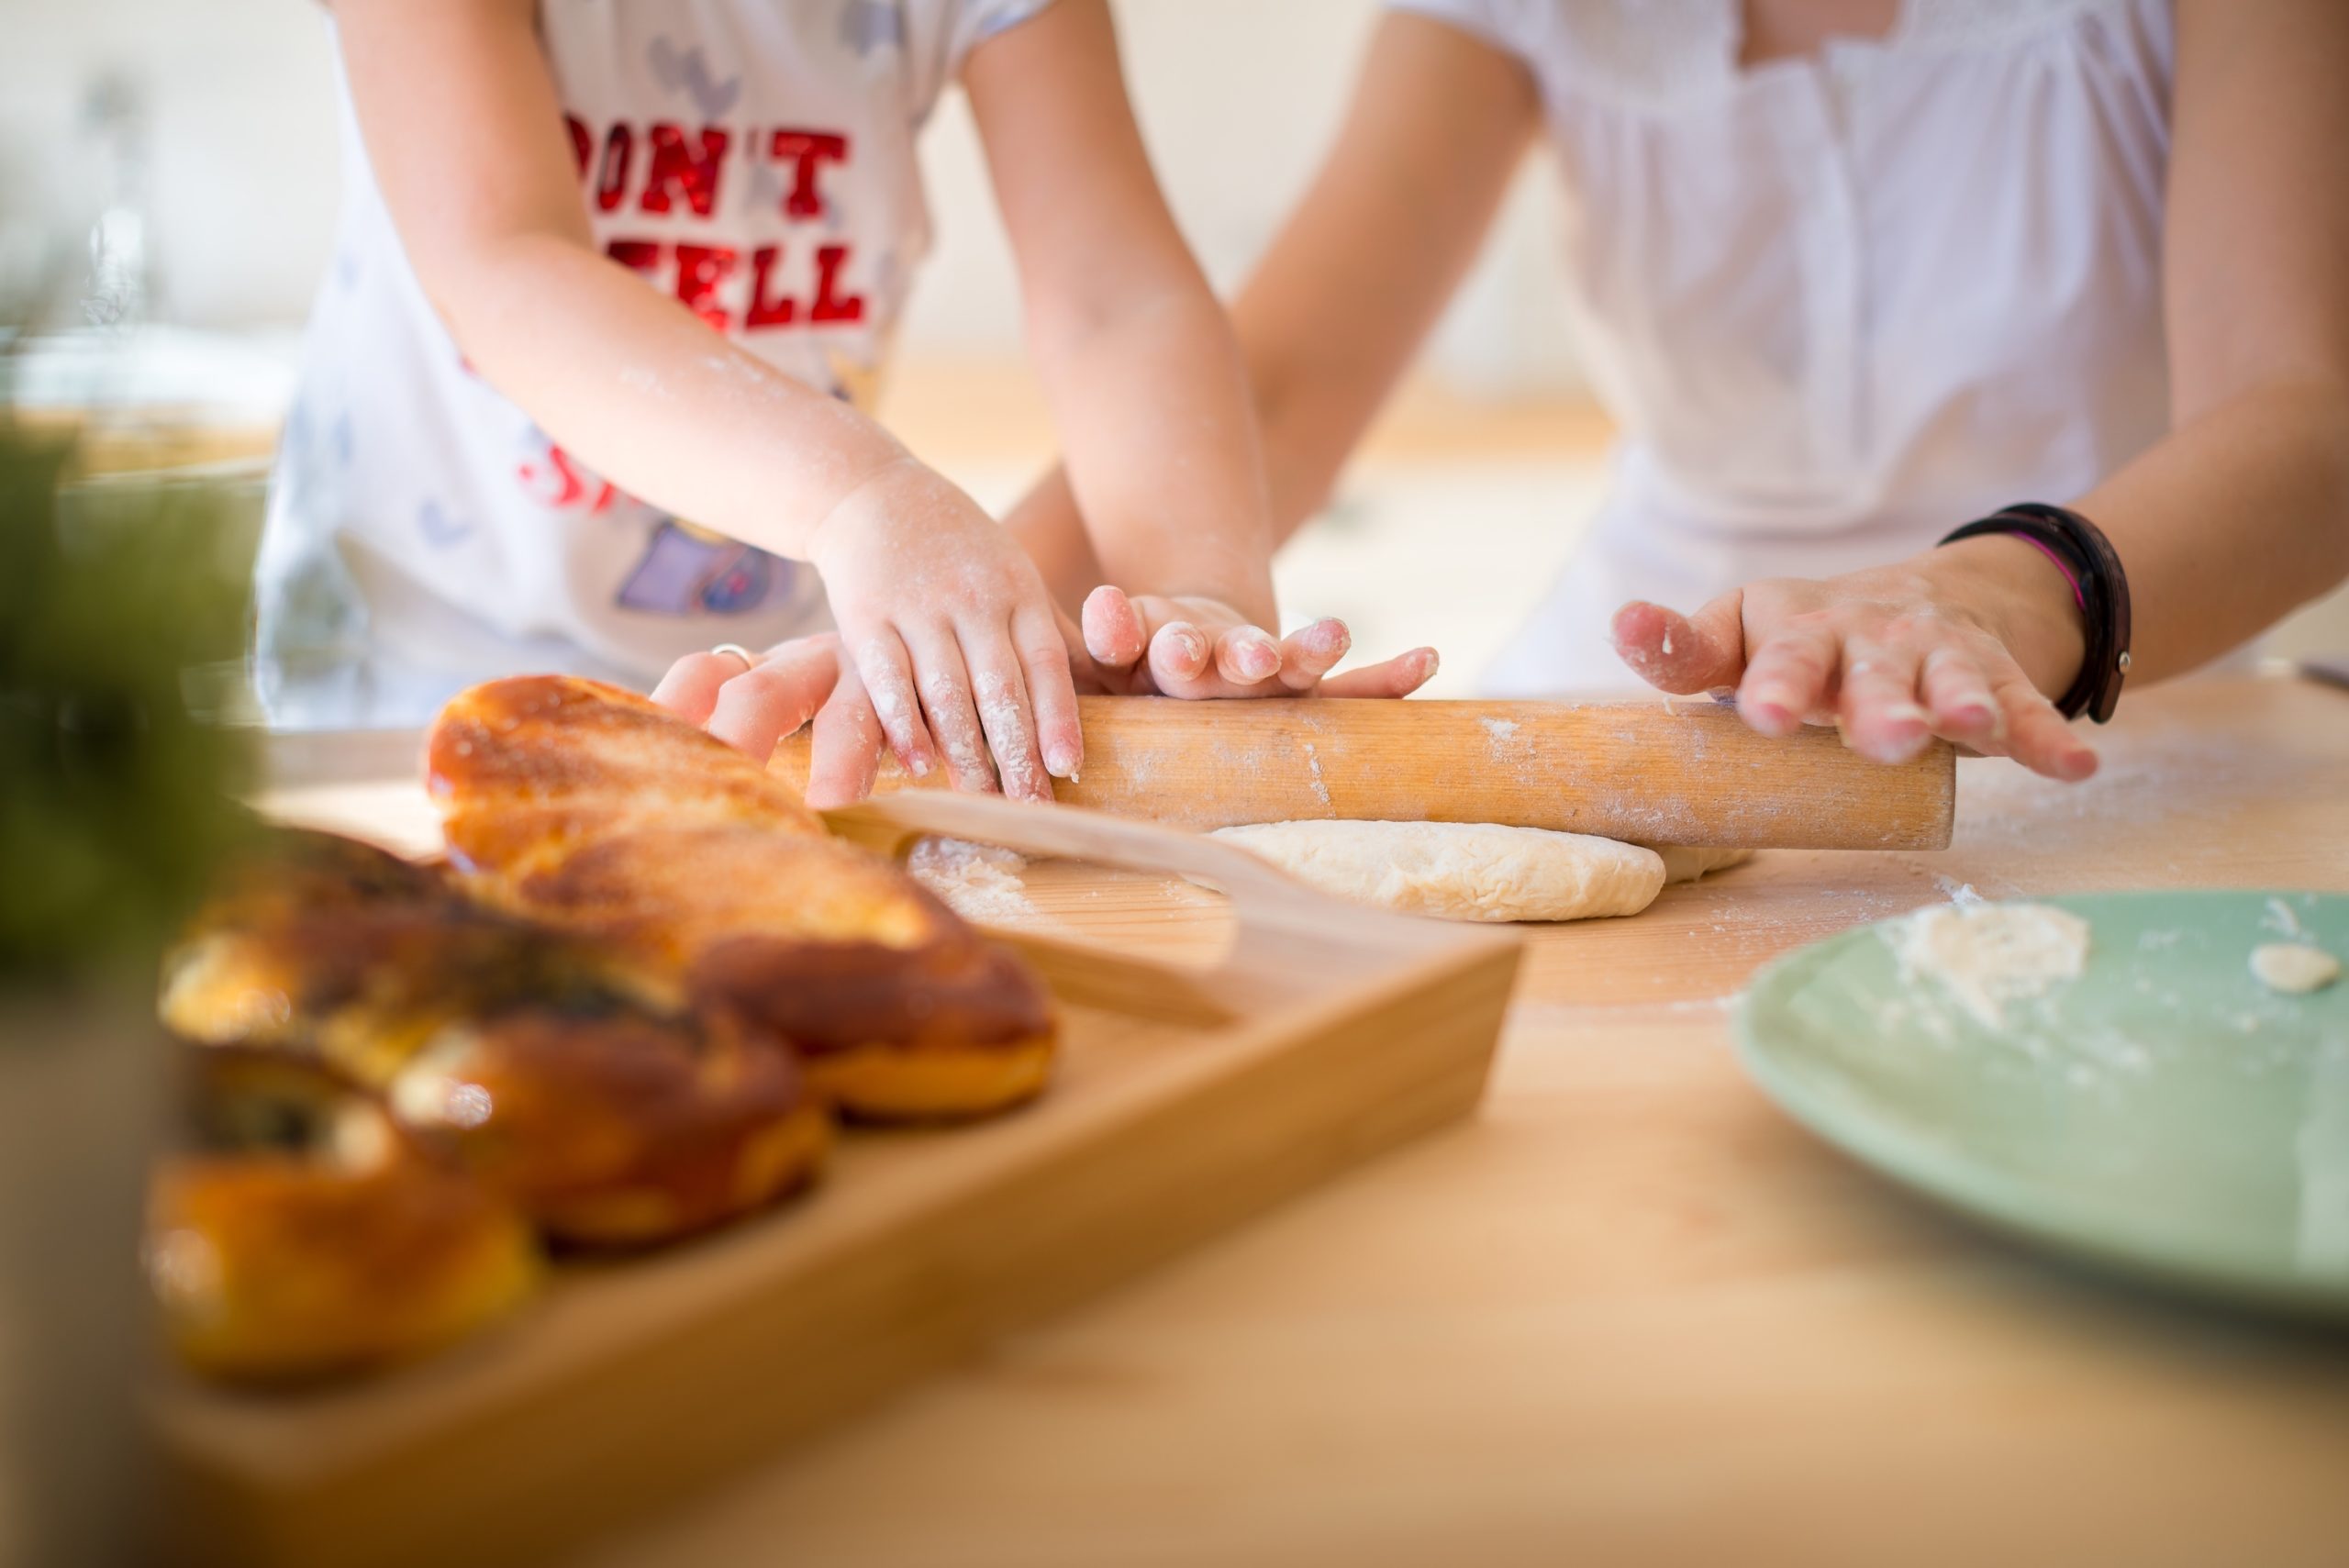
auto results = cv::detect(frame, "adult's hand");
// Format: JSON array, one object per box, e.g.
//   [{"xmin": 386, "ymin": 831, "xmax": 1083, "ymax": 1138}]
[
  {"xmin": 652, "ymin": 633, "xmax": 874, "ymax": 807},
  {"xmin": 1609, "ymin": 536, "xmax": 2099, "ymax": 783}
]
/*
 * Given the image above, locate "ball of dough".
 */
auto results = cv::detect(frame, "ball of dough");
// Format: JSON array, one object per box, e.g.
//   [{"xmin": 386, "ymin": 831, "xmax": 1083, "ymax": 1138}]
[
  {"xmin": 1211, "ymin": 820, "xmax": 1667, "ymax": 923},
  {"xmin": 2249, "ymin": 942, "xmax": 2341, "ymax": 995}
]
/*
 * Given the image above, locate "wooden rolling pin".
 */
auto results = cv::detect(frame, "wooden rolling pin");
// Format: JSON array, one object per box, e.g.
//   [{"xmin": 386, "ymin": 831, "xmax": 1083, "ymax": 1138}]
[{"xmin": 771, "ymin": 696, "xmax": 1955, "ymax": 851}]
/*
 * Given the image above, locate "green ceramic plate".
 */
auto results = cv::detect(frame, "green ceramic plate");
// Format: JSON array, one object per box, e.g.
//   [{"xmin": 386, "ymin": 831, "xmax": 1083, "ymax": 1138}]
[{"xmin": 1735, "ymin": 892, "xmax": 2349, "ymax": 1318}]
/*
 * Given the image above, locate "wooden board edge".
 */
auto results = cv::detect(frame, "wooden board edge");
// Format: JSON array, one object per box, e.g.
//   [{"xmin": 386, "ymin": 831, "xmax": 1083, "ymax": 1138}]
[{"xmin": 159, "ymin": 939, "xmax": 1523, "ymax": 1568}]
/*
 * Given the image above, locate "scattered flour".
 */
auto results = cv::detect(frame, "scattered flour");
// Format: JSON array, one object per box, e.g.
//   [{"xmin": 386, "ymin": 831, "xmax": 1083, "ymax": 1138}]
[
  {"xmin": 2263, "ymin": 897, "xmax": 2310, "ymax": 940},
  {"xmin": 907, "ymin": 838, "xmax": 1033, "ymax": 924},
  {"xmin": 1892, "ymin": 902, "xmax": 2092, "ymax": 1029},
  {"xmin": 1302, "ymin": 741, "xmax": 1332, "ymax": 809},
  {"xmin": 1933, "ymin": 877, "xmax": 1987, "ymax": 908}
]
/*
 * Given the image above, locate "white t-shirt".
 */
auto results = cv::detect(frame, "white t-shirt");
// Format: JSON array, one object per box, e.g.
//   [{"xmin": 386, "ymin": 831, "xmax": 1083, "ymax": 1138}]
[
  {"xmin": 1392, "ymin": 0, "xmax": 2176, "ymax": 693},
  {"xmin": 255, "ymin": 0, "xmax": 1052, "ymax": 728}
]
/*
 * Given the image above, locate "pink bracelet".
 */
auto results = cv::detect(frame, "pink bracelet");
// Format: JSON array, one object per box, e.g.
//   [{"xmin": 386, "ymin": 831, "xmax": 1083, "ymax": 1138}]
[{"xmin": 2010, "ymin": 531, "xmax": 2086, "ymax": 611}]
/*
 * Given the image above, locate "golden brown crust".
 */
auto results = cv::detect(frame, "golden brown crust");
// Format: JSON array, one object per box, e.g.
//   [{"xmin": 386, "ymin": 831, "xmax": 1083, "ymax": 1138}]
[
  {"xmin": 149, "ymin": 1051, "xmax": 540, "ymax": 1385},
  {"xmin": 805, "ymin": 1036, "xmax": 1056, "ymax": 1122},
  {"xmin": 424, "ymin": 676, "xmax": 1060, "ymax": 1120},
  {"xmin": 429, "ymin": 673, "xmax": 825, "ymax": 876},
  {"xmin": 161, "ymin": 827, "xmax": 829, "ymax": 1247},
  {"xmin": 387, "ymin": 1004, "xmax": 829, "ymax": 1247},
  {"xmin": 688, "ymin": 929, "xmax": 1053, "ymax": 1062}
]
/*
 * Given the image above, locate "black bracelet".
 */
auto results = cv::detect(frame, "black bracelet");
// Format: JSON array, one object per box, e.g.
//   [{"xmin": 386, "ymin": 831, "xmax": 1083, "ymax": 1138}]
[{"xmin": 1938, "ymin": 503, "xmax": 2132, "ymax": 724}]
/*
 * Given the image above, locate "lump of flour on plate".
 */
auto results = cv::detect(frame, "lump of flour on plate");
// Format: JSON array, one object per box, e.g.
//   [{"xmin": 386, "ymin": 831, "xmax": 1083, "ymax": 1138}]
[
  {"xmin": 2249, "ymin": 942, "xmax": 2341, "ymax": 995},
  {"xmin": 1211, "ymin": 819, "xmax": 1667, "ymax": 923},
  {"xmin": 1893, "ymin": 901, "xmax": 2092, "ymax": 1028}
]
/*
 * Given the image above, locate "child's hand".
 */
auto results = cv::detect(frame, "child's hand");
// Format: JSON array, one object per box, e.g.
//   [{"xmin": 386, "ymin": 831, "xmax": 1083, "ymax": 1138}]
[
  {"xmin": 803, "ymin": 461, "xmax": 1083, "ymax": 801},
  {"xmin": 1077, "ymin": 586, "xmax": 1439, "ymax": 699}
]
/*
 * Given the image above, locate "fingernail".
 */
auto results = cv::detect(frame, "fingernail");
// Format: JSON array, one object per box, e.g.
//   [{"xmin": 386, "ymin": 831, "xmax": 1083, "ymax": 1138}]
[
  {"xmin": 909, "ymin": 755, "xmax": 930, "ymax": 778},
  {"xmin": 1045, "ymin": 743, "xmax": 1080, "ymax": 779}
]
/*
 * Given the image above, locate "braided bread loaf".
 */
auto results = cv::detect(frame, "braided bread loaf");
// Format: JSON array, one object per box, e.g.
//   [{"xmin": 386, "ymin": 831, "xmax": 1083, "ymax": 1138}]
[{"xmin": 425, "ymin": 675, "xmax": 1057, "ymax": 1119}]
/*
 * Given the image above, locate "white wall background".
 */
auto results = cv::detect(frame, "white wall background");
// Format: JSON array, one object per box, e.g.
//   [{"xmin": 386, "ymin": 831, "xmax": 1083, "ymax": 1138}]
[{"xmin": 0, "ymin": 0, "xmax": 1584, "ymax": 395}]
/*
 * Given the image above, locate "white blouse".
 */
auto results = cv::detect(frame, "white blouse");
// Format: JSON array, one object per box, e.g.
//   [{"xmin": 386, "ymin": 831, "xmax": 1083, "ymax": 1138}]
[{"xmin": 1393, "ymin": 0, "xmax": 2176, "ymax": 694}]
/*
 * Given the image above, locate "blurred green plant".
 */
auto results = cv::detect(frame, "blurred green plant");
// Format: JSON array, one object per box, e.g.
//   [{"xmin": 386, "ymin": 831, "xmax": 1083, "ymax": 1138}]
[{"xmin": 0, "ymin": 418, "xmax": 253, "ymax": 985}]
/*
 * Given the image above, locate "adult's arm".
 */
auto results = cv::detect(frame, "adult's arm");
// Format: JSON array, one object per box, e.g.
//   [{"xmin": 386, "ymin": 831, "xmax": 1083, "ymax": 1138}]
[{"xmin": 1622, "ymin": 0, "xmax": 2349, "ymax": 779}]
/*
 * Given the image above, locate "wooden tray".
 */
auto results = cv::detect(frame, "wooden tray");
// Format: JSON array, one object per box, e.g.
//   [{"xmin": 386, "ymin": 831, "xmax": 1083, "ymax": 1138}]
[{"xmin": 157, "ymin": 775, "xmax": 1523, "ymax": 1568}]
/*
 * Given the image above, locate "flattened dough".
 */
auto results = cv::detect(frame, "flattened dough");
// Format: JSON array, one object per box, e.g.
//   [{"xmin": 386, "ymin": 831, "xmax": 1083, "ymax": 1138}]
[
  {"xmin": 1651, "ymin": 845, "xmax": 1756, "ymax": 884},
  {"xmin": 1211, "ymin": 820, "xmax": 1666, "ymax": 923}
]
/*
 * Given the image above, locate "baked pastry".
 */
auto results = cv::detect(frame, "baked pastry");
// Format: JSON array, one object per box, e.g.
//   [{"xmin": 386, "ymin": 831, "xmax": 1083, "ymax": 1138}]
[
  {"xmin": 157, "ymin": 824, "xmax": 490, "ymax": 1051},
  {"xmin": 386, "ymin": 997, "xmax": 827, "ymax": 1247},
  {"xmin": 161, "ymin": 826, "xmax": 829, "ymax": 1245},
  {"xmin": 425, "ymin": 676, "xmax": 1056, "ymax": 1119},
  {"xmin": 146, "ymin": 1049, "xmax": 539, "ymax": 1385}
]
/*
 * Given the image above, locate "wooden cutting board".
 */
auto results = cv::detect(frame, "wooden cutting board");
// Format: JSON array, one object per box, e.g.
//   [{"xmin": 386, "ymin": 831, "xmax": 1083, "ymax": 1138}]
[
  {"xmin": 158, "ymin": 782, "xmax": 1521, "ymax": 1568},
  {"xmin": 774, "ymin": 696, "xmax": 1956, "ymax": 851}
]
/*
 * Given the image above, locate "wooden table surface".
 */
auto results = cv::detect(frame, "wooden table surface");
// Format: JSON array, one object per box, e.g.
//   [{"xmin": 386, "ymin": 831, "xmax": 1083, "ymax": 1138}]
[{"xmin": 551, "ymin": 673, "xmax": 2349, "ymax": 1567}]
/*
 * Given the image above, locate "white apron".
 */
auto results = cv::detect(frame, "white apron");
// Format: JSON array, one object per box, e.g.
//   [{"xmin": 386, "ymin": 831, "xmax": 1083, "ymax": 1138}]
[{"xmin": 1394, "ymin": 0, "xmax": 2175, "ymax": 694}]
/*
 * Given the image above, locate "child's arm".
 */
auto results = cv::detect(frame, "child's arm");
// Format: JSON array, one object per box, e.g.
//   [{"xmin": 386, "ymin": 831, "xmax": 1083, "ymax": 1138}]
[
  {"xmin": 967, "ymin": 2, "xmax": 1271, "ymax": 614},
  {"xmin": 997, "ymin": 11, "xmax": 1537, "ymax": 695},
  {"xmin": 961, "ymin": 0, "xmax": 1304, "ymax": 699},
  {"xmin": 336, "ymin": 0, "xmax": 1078, "ymax": 798}
]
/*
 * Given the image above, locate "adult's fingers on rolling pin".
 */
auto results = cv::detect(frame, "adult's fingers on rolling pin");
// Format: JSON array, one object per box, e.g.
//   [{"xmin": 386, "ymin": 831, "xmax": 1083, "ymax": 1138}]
[
  {"xmin": 1737, "ymin": 619, "xmax": 1842, "ymax": 738},
  {"xmin": 1988, "ymin": 663, "xmax": 2099, "ymax": 784},
  {"xmin": 1918, "ymin": 644, "xmax": 2003, "ymax": 747},
  {"xmin": 1609, "ymin": 595, "xmax": 1745, "ymax": 696},
  {"xmin": 652, "ymin": 646, "xmax": 757, "ymax": 727},
  {"xmin": 1835, "ymin": 638, "xmax": 1932, "ymax": 763}
]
